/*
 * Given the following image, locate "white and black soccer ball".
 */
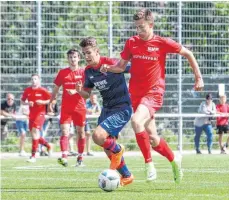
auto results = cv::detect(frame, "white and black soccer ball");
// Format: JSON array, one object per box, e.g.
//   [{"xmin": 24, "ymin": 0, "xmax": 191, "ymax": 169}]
[{"xmin": 98, "ymin": 169, "xmax": 120, "ymax": 192}]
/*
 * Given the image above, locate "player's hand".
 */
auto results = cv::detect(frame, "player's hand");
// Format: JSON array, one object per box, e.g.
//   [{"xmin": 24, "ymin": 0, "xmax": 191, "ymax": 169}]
[
  {"xmin": 75, "ymin": 80, "xmax": 83, "ymax": 92},
  {"xmin": 66, "ymin": 89, "xmax": 77, "ymax": 95},
  {"xmin": 100, "ymin": 65, "xmax": 109, "ymax": 73},
  {"xmin": 35, "ymin": 100, "xmax": 44, "ymax": 105},
  {"xmin": 28, "ymin": 101, "xmax": 34, "ymax": 107},
  {"xmin": 194, "ymin": 77, "xmax": 204, "ymax": 91},
  {"xmin": 48, "ymin": 100, "xmax": 55, "ymax": 113}
]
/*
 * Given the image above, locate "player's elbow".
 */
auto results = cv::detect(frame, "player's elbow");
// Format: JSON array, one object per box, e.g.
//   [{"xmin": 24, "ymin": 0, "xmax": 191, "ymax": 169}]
[{"xmin": 180, "ymin": 46, "xmax": 193, "ymax": 59}]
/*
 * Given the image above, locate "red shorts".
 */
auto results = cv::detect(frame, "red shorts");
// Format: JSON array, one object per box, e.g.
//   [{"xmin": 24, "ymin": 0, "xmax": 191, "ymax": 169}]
[
  {"xmin": 60, "ymin": 108, "xmax": 86, "ymax": 127},
  {"xmin": 131, "ymin": 91, "xmax": 164, "ymax": 117},
  {"xmin": 29, "ymin": 114, "xmax": 46, "ymax": 131}
]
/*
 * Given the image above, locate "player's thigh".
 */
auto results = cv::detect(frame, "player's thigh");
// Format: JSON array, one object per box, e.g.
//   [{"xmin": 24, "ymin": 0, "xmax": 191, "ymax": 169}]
[
  {"xmin": 29, "ymin": 115, "xmax": 45, "ymax": 132},
  {"xmin": 139, "ymin": 92, "xmax": 164, "ymax": 117},
  {"xmin": 72, "ymin": 109, "xmax": 86, "ymax": 127},
  {"xmin": 132, "ymin": 104, "xmax": 151, "ymax": 125},
  {"xmin": 60, "ymin": 111, "xmax": 72, "ymax": 125}
]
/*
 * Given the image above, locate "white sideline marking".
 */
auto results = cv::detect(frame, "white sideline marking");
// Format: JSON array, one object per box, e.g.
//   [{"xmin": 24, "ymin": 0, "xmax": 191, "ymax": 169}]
[{"xmin": 5, "ymin": 165, "xmax": 229, "ymax": 174}]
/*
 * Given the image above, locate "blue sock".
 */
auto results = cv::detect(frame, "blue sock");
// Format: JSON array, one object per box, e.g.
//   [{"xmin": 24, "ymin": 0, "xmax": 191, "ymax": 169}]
[{"xmin": 117, "ymin": 157, "xmax": 131, "ymax": 178}]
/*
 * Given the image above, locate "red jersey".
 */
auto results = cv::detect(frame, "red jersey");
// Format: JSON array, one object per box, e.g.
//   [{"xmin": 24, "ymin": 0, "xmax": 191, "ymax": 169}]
[
  {"xmin": 216, "ymin": 104, "xmax": 229, "ymax": 125},
  {"xmin": 21, "ymin": 87, "xmax": 51, "ymax": 118},
  {"xmin": 54, "ymin": 67, "xmax": 86, "ymax": 111},
  {"xmin": 121, "ymin": 35, "xmax": 182, "ymax": 96}
]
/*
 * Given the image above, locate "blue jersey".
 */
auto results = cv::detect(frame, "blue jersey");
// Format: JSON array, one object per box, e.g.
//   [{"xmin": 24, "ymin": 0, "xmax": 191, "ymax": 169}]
[{"xmin": 84, "ymin": 57, "xmax": 131, "ymax": 109}]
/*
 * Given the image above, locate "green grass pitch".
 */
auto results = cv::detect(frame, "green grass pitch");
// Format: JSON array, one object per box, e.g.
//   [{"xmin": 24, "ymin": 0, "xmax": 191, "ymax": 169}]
[{"xmin": 1, "ymin": 154, "xmax": 229, "ymax": 200}]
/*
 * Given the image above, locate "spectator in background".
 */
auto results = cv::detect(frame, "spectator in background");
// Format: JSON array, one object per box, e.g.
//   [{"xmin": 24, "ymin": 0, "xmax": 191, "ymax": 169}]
[
  {"xmin": 1, "ymin": 93, "xmax": 17, "ymax": 141},
  {"xmin": 15, "ymin": 101, "xmax": 29, "ymax": 156},
  {"xmin": 194, "ymin": 93, "xmax": 216, "ymax": 154},
  {"xmin": 216, "ymin": 94, "xmax": 229, "ymax": 154},
  {"xmin": 85, "ymin": 93, "xmax": 101, "ymax": 156}
]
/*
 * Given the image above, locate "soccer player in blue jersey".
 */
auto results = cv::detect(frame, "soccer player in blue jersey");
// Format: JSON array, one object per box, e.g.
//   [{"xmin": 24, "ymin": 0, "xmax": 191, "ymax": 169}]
[{"xmin": 76, "ymin": 37, "xmax": 133, "ymax": 186}]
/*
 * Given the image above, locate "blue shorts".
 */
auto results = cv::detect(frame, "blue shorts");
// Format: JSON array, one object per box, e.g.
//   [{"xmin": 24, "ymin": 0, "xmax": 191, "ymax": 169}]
[
  {"xmin": 85, "ymin": 120, "xmax": 91, "ymax": 132},
  {"xmin": 16, "ymin": 120, "xmax": 28, "ymax": 135},
  {"xmin": 98, "ymin": 106, "xmax": 132, "ymax": 138}
]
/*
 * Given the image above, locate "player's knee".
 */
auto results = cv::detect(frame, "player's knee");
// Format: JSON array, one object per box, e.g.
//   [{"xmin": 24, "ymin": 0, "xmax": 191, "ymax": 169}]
[
  {"xmin": 92, "ymin": 130, "xmax": 105, "ymax": 146},
  {"xmin": 62, "ymin": 129, "xmax": 69, "ymax": 137},
  {"xmin": 131, "ymin": 115, "xmax": 142, "ymax": 130}
]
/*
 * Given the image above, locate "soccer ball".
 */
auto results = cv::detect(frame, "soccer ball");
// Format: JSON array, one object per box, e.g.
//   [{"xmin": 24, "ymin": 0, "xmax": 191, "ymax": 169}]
[{"xmin": 98, "ymin": 169, "xmax": 120, "ymax": 192}]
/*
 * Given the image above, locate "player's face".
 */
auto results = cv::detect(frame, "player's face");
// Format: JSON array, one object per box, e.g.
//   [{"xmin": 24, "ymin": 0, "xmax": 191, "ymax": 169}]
[
  {"xmin": 68, "ymin": 52, "xmax": 80, "ymax": 67},
  {"xmin": 134, "ymin": 18, "xmax": 153, "ymax": 40},
  {"xmin": 31, "ymin": 75, "xmax": 40, "ymax": 87},
  {"xmin": 81, "ymin": 46, "xmax": 99, "ymax": 67}
]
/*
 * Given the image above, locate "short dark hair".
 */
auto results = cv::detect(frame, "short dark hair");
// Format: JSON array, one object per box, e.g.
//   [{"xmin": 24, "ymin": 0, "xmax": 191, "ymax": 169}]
[
  {"xmin": 206, "ymin": 93, "xmax": 213, "ymax": 100},
  {"xmin": 67, "ymin": 48, "xmax": 80, "ymax": 56},
  {"xmin": 133, "ymin": 8, "xmax": 154, "ymax": 24},
  {"xmin": 79, "ymin": 37, "xmax": 97, "ymax": 48},
  {"xmin": 31, "ymin": 74, "xmax": 40, "ymax": 78}
]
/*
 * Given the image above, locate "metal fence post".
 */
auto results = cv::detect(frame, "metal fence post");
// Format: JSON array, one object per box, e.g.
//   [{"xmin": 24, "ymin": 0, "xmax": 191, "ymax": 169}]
[
  {"xmin": 37, "ymin": 1, "xmax": 42, "ymax": 78},
  {"xmin": 108, "ymin": 0, "xmax": 113, "ymax": 57},
  {"xmin": 178, "ymin": 1, "xmax": 183, "ymax": 154}
]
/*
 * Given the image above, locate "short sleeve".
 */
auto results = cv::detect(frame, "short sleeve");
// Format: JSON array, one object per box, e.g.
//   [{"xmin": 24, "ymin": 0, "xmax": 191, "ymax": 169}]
[
  {"xmin": 21, "ymin": 89, "xmax": 28, "ymax": 102},
  {"xmin": 54, "ymin": 70, "xmax": 63, "ymax": 87},
  {"xmin": 163, "ymin": 37, "xmax": 182, "ymax": 54},
  {"xmin": 120, "ymin": 39, "xmax": 132, "ymax": 61},
  {"xmin": 84, "ymin": 70, "xmax": 94, "ymax": 89}
]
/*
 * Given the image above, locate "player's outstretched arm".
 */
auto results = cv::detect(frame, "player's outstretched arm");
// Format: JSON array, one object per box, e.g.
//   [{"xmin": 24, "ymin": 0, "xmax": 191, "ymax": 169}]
[
  {"xmin": 179, "ymin": 46, "xmax": 204, "ymax": 91},
  {"xmin": 100, "ymin": 59, "xmax": 128, "ymax": 73}
]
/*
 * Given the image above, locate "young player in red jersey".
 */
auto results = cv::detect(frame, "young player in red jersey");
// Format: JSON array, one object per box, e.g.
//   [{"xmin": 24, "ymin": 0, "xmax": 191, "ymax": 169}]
[
  {"xmin": 216, "ymin": 95, "xmax": 229, "ymax": 154},
  {"xmin": 21, "ymin": 74, "xmax": 51, "ymax": 163},
  {"xmin": 101, "ymin": 8, "xmax": 204, "ymax": 184},
  {"xmin": 49, "ymin": 49, "xmax": 87, "ymax": 167}
]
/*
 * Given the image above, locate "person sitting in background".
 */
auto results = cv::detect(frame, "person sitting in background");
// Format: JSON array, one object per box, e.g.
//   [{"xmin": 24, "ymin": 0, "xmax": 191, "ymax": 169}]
[
  {"xmin": 1, "ymin": 93, "xmax": 17, "ymax": 141},
  {"xmin": 216, "ymin": 94, "xmax": 229, "ymax": 154},
  {"xmin": 194, "ymin": 93, "xmax": 216, "ymax": 154},
  {"xmin": 16, "ymin": 101, "xmax": 29, "ymax": 156},
  {"xmin": 85, "ymin": 93, "xmax": 101, "ymax": 156}
]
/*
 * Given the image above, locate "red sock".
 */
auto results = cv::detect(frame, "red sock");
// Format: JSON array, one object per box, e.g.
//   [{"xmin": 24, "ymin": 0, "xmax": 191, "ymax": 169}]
[
  {"xmin": 39, "ymin": 137, "xmax": 50, "ymax": 150},
  {"xmin": 32, "ymin": 139, "xmax": 39, "ymax": 157},
  {"xmin": 60, "ymin": 136, "xmax": 68, "ymax": 158},
  {"xmin": 135, "ymin": 131, "xmax": 152, "ymax": 163},
  {"xmin": 152, "ymin": 138, "xmax": 174, "ymax": 162},
  {"xmin": 77, "ymin": 137, "xmax": 86, "ymax": 154},
  {"xmin": 103, "ymin": 136, "xmax": 121, "ymax": 153}
]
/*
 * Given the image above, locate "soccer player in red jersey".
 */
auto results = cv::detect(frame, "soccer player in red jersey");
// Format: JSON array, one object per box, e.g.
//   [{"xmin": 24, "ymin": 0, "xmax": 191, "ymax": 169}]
[
  {"xmin": 21, "ymin": 74, "xmax": 51, "ymax": 163},
  {"xmin": 49, "ymin": 49, "xmax": 87, "ymax": 167},
  {"xmin": 216, "ymin": 95, "xmax": 229, "ymax": 154},
  {"xmin": 101, "ymin": 8, "xmax": 204, "ymax": 184}
]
